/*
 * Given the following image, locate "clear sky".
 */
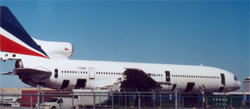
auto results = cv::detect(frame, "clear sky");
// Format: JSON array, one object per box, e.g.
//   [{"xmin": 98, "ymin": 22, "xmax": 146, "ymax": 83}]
[{"xmin": 0, "ymin": 1, "xmax": 249, "ymax": 91}]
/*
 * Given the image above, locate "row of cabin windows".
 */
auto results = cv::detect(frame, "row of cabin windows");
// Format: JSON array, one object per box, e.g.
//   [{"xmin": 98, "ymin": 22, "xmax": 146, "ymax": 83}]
[
  {"xmin": 60, "ymin": 70, "xmax": 162, "ymax": 77},
  {"xmin": 96, "ymin": 72, "xmax": 163, "ymax": 76},
  {"xmin": 61, "ymin": 71, "xmax": 122, "ymax": 75},
  {"xmin": 59, "ymin": 70, "xmax": 219, "ymax": 79},
  {"xmin": 62, "ymin": 71, "xmax": 88, "ymax": 74},
  {"xmin": 96, "ymin": 72, "xmax": 122, "ymax": 75},
  {"xmin": 172, "ymin": 75, "xmax": 220, "ymax": 79},
  {"xmin": 147, "ymin": 73, "xmax": 163, "ymax": 77}
]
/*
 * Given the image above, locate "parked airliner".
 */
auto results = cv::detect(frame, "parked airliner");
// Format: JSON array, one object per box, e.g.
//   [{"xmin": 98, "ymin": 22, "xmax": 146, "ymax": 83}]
[{"xmin": 0, "ymin": 6, "xmax": 240, "ymax": 93}]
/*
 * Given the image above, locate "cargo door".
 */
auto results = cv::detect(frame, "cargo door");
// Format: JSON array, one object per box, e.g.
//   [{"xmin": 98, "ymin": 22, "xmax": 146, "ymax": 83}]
[
  {"xmin": 184, "ymin": 82, "xmax": 195, "ymax": 93},
  {"xmin": 60, "ymin": 80, "xmax": 69, "ymax": 89},
  {"xmin": 75, "ymin": 79, "xmax": 87, "ymax": 89}
]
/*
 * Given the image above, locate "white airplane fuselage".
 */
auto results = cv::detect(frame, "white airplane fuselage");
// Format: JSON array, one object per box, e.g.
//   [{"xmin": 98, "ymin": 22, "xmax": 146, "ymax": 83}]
[{"xmin": 19, "ymin": 57, "xmax": 241, "ymax": 93}]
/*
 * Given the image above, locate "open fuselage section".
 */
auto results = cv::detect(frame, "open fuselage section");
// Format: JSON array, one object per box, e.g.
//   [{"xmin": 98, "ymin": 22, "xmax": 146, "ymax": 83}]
[{"xmin": 20, "ymin": 59, "xmax": 241, "ymax": 93}]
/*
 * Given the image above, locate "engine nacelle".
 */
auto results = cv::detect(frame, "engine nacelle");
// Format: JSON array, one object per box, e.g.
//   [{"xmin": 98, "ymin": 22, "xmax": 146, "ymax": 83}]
[{"xmin": 34, "ymin": 39, "xmax": 74, "ymax": 59}]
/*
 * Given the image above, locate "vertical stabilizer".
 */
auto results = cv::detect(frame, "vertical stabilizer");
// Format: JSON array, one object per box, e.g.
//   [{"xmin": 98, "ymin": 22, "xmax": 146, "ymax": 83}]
[{"xmin": 0, "ymin": 6, "xmax": 48, "ymax": 58}]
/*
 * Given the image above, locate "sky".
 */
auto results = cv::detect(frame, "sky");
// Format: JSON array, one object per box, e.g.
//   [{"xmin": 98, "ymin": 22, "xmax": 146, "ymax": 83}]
[{"xmin": 0, "ymin": 1, "xmax": 249, "ymax": 91}]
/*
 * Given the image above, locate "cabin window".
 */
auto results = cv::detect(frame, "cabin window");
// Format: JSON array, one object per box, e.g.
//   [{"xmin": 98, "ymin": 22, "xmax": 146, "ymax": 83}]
[{"xmin": 54, "ymin": 69, "xmax": 58, "ymax": 78}]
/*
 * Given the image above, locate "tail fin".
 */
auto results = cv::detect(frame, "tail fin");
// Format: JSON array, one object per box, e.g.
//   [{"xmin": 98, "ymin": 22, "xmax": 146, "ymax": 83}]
[{"xmin": 0, "ymin": 6, "xmax": 48, "ymax": 59}]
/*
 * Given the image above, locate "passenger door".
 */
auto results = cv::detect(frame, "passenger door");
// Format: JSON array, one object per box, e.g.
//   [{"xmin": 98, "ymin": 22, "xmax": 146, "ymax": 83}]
[
  {"xmin": 220, "ymin": 73, "xmax": 225, "ymax": 86},
  {"xmin": 165, "ymin": 71, "xmax": 171, "ymax": 82},
  {"xmin": 88, "ymin": 67, "xmax": 95, "ymax": 79}
]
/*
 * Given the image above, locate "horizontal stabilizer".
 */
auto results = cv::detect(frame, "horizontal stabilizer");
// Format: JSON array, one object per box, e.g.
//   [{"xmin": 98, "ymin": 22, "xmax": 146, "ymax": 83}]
[
  {"xmin": 0, "ymin": 72, "xmax": 15, "ymax": 75},
  {"xmin": 13, "ymin": 68, "xmax": 51, "ymax": 87},
  {"xmin": 13, "ymin": 68, "xmax": 51, "ymax": 75}
]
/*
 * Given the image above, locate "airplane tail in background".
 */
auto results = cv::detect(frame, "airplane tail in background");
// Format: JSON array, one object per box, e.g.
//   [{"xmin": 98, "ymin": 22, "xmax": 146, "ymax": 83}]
[{"xmin": 0, "ymin": 6, "xmax": 49, "ymax": 59}]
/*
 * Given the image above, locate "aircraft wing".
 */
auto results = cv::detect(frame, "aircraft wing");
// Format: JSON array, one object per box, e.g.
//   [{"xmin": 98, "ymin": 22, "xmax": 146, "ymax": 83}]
[{"xmin": 120, "ymin": 68, "xmax": 162, "ymax": 91}]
